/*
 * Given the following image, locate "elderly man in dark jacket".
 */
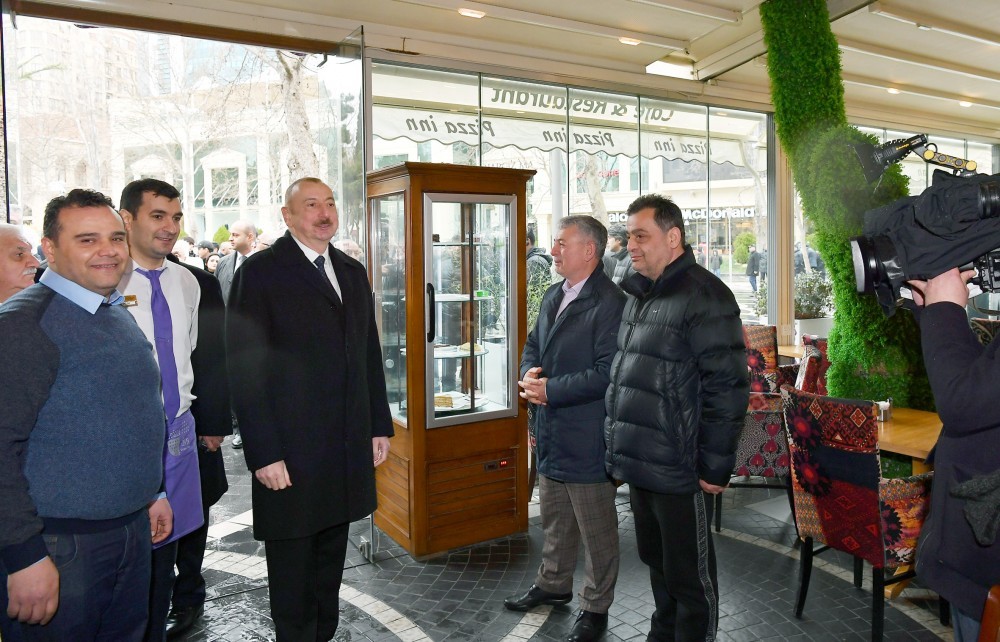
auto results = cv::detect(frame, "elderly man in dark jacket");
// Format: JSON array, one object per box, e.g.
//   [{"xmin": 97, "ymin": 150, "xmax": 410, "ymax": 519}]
[
  {"xmin": 506, "ymin": 215, "xmax": 626, "ymax": 642},
  {"xmin": 605, "ymin": 194, "xmax": 748, "ymax": 642},
  {"xmin": 909, "ymin": 267, "xmax": 1000, "ymax": 641}
]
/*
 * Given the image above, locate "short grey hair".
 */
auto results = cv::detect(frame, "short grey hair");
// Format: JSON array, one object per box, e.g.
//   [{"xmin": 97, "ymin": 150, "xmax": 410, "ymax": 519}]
[
  {"xmin": 0, "ymin": 222, "xmax": 27, "ymax": 242},
  {"xmin": 558, "ymin": 215, "xmax": 607, "ymax": 258}
]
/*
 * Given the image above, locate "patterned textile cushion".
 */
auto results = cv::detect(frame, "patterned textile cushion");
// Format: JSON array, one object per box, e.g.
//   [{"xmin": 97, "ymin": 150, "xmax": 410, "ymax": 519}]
[
  {"xmin": 781, "ymin": 386, "xmax": 886, "ymax": 568},
  {"xmin": 749, "ymin": 370, "xmax": 779, "ymax": 394},
  {"xmin": 776, "ymin": 364, "xmax": 798, "ymax": 390},
  {"xmin": 801, "ymin": 335, "xmax": 830, "ymax": 395},
  {"xmin": 734, "ymin": 393, "xmax": 789, "ymax": 477},
  {"xmin": 970, "ymin": 318, "xmax": 1000, "ymax": 346},
  {"xmin": 879, "ymin": 474, "xmax": 932, "ymax": 570},
  {"xmin": 744, "ymin": 324, "xmax": 779, "ymax": 374},
  {"xmin": 794, "ymin": 354, "xmax": 821, "ymax": 393}
]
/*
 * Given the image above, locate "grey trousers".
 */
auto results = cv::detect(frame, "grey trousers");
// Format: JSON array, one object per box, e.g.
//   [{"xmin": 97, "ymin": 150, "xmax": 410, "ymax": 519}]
[{"xmin": 536, "ymin": 474, "xmax": 620, "ymax": 613}]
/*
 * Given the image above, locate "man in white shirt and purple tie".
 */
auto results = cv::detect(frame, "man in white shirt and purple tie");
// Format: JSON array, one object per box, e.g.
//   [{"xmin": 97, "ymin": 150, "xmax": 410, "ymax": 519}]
[{"xmin": 118, "ymin": 178, "xmax": 204, "ymax": 642}]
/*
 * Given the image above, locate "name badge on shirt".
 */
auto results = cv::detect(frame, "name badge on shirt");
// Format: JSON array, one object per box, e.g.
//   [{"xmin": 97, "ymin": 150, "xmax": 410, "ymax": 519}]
[{"xmin": 123, "ymin": 294, "xmax": 138, "ymax": 307}]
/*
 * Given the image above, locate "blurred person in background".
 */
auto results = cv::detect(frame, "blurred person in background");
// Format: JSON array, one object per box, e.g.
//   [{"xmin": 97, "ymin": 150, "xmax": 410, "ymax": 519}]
[{"xmin": 0, "ymin": 223, "xmax": 40, "ymax": 304}]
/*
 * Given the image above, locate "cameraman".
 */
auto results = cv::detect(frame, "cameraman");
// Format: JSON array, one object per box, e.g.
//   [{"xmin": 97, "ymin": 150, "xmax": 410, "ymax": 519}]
[{"xmin": 908, "ymin": 268, "xmax": 1000, "ymax": 641}]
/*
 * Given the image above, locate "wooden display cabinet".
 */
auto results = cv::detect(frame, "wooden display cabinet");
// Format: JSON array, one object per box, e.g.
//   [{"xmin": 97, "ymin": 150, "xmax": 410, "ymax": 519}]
[{"xmin": 366, "ymin": 162, "xmax": 536, "ymax": 558}]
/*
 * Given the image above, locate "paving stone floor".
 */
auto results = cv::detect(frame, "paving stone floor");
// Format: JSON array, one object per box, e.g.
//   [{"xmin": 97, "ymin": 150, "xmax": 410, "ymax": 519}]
[{"xmin": 175, "ymin": 445, "xmax": 952, "ymax": 642}]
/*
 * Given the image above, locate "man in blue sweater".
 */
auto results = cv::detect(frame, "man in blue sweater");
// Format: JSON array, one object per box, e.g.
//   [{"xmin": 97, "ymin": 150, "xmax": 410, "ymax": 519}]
[{"xmin": 0, "ymin": 189, "xmax": 170, "ymax": 641}]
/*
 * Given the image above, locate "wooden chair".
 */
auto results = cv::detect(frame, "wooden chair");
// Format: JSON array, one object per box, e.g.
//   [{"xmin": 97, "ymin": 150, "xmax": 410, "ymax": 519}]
[
  {"xmin": 780, "ymin": 386, "xmax": 933, "ymax": 641},
  {"xmin": 980, "ymin": 585, "xmax": 1000, "ymax": 642}
]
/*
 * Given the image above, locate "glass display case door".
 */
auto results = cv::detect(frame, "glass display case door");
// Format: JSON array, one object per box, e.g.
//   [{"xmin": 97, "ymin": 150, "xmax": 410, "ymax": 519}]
[
  {"xmin": 425, "ymin": 193, "xmax": 518, "ymax": 428},
  {"xmin": 371, "ymin": 192, "xmax": 407, "ymax": 423}
]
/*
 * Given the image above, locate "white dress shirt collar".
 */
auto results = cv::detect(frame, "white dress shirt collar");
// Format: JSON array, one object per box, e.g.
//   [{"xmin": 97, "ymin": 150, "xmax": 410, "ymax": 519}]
[{"xmin": 290, "ymin": 234, "xmax": 342, "ymax": 299}]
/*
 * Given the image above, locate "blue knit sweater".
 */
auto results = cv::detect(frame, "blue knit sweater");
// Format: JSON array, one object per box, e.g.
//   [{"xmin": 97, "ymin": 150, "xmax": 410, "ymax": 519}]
[{"xmin": 0, "ymin": 283, "xmax": 164, "ymax": 573}]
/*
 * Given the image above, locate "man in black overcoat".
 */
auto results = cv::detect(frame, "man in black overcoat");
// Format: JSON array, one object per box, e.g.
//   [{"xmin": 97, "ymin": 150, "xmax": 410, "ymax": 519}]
[
  {"xmin": 226, "ymin": 177, "xmax": 393, "ymax": 642},
  {"xmin": 164, "ymin": 254, "xmax": 232, "ymax": 638}
]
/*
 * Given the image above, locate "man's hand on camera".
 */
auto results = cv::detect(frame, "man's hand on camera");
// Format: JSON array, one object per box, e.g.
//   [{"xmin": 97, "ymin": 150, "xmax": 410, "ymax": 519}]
[{"xmin": 907, "ymin": 268, "xmax": 975, "ymax": 308}]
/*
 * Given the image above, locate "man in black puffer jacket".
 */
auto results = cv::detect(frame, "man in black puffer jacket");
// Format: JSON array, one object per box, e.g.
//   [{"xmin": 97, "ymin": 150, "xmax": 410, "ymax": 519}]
[{"xmin": 605, "ymin": 194, "xmax": 748, "ymax": 642}]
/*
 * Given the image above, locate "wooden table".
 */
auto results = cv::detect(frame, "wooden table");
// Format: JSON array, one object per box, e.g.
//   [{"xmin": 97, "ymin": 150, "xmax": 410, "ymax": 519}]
[
  {"xmin": 877, "ymin": 407, "xmax": 942, "ymax": 474},
  {"xmin": 876, "ymin": 406, "xmax": 942, "ymax": 598},
  {"xmin": 778, "ymin": 344, "xmax": 803, "ymax": 359}
]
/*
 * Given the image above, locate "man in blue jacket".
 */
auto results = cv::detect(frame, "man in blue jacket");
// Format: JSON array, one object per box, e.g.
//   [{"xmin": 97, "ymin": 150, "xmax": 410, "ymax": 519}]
[
  {"xmin": 606, "ymin": 194, "xmax": 748, "ymax": 642},
  {"xmin": 505, "ymin": 215, "xmax": 626, "ymax": 642}
]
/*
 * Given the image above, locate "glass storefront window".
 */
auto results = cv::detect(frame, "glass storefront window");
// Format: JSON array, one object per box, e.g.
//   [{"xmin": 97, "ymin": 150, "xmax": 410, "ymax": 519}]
[
  {"xmin": 640, "ymin": 98, "xmax": 709, "ymax": 257},
  {"xmin": 480, "ymin": 76, "xmax": 568, "ymax": 248},
  {"xmin": 373, "ymin": 63, "xmax": 774, "ymax": 318},
  {"xmin": 3, "ymin": 16, "xmax": 364, "ymax": 250},
  {"xmin": 371, "ymin": 64, "xmax": 480, "ymax": 168},
  {"xmin": 567, "ymin": 87, "xmax": 637, "ymax": 230},
  {"xmin": 708, "ymin": 108, "xmax": 768, "ymax": 296}
]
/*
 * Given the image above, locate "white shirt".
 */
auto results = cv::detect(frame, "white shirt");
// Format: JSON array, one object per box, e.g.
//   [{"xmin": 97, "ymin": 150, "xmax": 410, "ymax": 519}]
[
  {"xmin": 555, "ymin": 273, "xmax": 590, "ymax": 318},
  {"xmin": 119, "ymin": 259, "xmax": 201, "ymax": 419},
  {"xmin": 291, "ymin": 235, "xmax": 343, "ymax": 299}
]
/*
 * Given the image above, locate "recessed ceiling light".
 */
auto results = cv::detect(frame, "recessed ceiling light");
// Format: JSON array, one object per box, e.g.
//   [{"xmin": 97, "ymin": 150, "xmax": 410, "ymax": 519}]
[
  {"xmin": 458, "ymin": 8, "xmax": 485, "ymax": 18},
  {"xmin": 887, "ymin": 87, "xmax": 900, "ymax": 94},
  {"xmin": 959, "ymin": 100, "xmax": 973, "ymax": 107},
  {"xmin": 916, "ymin": 23, "xmax": 931, "ymax": 31},
  {"xmin": 618, "ymin": 37, "xmax": 641, "ymax": 46}
]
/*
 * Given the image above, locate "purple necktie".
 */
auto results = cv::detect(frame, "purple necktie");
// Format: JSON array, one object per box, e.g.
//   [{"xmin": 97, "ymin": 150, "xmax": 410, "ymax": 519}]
[{"xmin": 136, "ymin": 268, "xmax": 180, "ymax": 420}]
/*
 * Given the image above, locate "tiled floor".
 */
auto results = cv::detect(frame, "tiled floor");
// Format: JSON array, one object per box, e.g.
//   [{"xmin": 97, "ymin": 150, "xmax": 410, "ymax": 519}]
[{"xmin": 175, "ymin": 446, "xmax": 952, "ymax": 641}]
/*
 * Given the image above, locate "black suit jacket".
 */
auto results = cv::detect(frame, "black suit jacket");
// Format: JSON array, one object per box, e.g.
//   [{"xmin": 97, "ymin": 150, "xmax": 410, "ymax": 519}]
[
  {"xmin": 215, "ymin": 251, "xmax": 238, "ymax": 304},
  {"xmin": 169, "ymin": 255, "xmax": 232, "ymax": 507},
  {"xmin": 226, "ymin": 231, "xmax": 393, "ymax": 540}
]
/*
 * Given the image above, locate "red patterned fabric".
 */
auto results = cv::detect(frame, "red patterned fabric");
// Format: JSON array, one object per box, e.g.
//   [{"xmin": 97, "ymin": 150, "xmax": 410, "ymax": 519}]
[
  {"xmin": 793, "ymin": 354, "xmax": 821, "ymax": 393},
  {"xmin": 744, "ymin": 324, "xmax": 781, "ymax": 392},
  {"xmin": 734, "ymin": 393, "xmax": 789, "ymax": 478},
  {"xmin": 801, "ymin": 335, "xmax": 830, "ymax": 395},
  {"xmin": 744, "ymin": 324, "xmax": 779, "ymax": 371},
  {"xmin": 780, "ymin": 386, "xmax": 932, "ymax": 570},
  {"xmin": 880, "ymin": 475, "xmax": 931, "ymax": 570}
]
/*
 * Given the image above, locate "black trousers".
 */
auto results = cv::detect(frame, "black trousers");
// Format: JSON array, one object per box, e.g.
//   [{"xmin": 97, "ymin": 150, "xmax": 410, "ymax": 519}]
[
  {"xmin": 264, "ymin": 523, "xmax": 349, "ymax": 642},
  {"xmin": 172, "ymin": 503, "xmax": 211, "ymax": 610},
  {"xmin": 630, "ymin": 487, "xmax": 718, "ymax": 642},
  {"xmin": 144, "ymin": 540, "xmax": 179, "ymax": 642}
]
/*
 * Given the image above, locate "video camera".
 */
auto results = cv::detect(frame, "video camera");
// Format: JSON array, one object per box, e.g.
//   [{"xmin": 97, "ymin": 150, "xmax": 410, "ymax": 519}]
[{"xmin": 849, "ymin": 134, "xmax": 1000, "ymax": 316}]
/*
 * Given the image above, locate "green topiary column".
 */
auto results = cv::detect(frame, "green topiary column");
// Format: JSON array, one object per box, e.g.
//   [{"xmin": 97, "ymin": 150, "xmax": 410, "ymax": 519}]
[{"xmin": 760, "ymin": 0, "xmax": 931, "ymax": 408}]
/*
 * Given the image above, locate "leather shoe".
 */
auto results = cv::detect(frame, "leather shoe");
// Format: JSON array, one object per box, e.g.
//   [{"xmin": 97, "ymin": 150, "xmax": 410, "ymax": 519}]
[
  {"xmin": 567, "ymin": 610, "xmax": 608, "ymax": 642},
  {"xmin": 165, "ymin": 604, "xmax": 204, "ymax": 640},
  {"xmin": 503, "ymin": 584, "xmax": 573, "ymax": 611}
]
